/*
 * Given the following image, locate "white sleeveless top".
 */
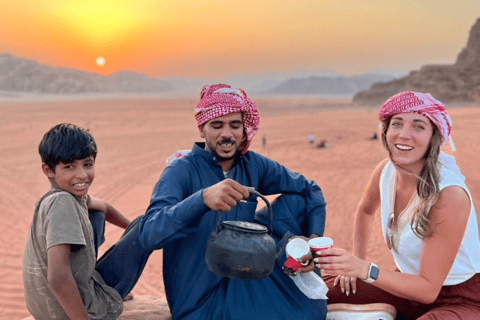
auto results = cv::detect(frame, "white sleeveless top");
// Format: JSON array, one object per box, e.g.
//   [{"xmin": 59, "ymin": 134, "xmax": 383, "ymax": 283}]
[{"xmin": 379, "ymin": 153, "xmax": 480, "ymax": 285}]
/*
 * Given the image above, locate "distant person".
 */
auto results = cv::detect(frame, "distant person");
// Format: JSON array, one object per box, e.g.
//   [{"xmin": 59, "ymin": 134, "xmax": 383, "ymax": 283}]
[
  {"xmin": 317, "ymin": 139, "xmax": 329, "ymax": 149},
  {"xmin": 316, "ymin": 92, "xmax": 480, "ymax": 319},
  {"xmin": 23, "ymin": 123, "xmax": 152, "ymax": 320},
  {"xmin": 139, "ymin": 84, "xmax": 327, "ymax": 320},
  {"xmin": 309, "ymin": 132, "xmax": 315, "ymax": 147},
  {"xmin": 370, "ymin": 132, "xmax": 378, "ymax": 140},
  {"xmin": 262, "ymin": 134, "xmax": 267, "ymax": 151}
]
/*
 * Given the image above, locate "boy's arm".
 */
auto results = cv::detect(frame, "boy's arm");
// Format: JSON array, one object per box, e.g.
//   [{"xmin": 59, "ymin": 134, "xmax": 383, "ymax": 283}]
[
  {"xmin": 89, "ymin": 198, "xmax": 131, "ymax": 229},
  {"xmin": 47, "ymin": 244, "xmax": 90, "ymax": 320}
]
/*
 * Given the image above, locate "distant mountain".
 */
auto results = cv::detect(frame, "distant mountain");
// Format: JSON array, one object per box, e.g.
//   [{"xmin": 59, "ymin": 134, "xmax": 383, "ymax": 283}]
[
  {"xmin": 354, "ymin": 17, "xmax": 480, "ymax": 104},
  {"xmin": 263, "ymin": 72, "xmax": 405, "ymax": 96},
  {"xmin": 161, "ymin": 70, "xmax": 339, "ymax": 97},
  {"xmin": 0, "ymin": 54, "xmax": 174, "ymax": 94},
  {"xmin": 107, "ymin": 71, "xmax": 174, "ymax": 93},
  {"xmin": 224, "ymin": 70, "xmax": 338, "ymax": 94},
  {"xmin": 0, "ymin": 53, "xmax": 408, "ymax": 97}
]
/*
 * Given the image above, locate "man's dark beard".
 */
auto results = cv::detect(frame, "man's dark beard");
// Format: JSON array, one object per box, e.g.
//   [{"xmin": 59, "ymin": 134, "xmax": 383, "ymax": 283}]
[
  {"xmin": 212, "ymin": 151, "xmax": 238, "ymax": 161},
  {"xmin": 212, "ymin": 139, "xmax": 239, "ymax": 161}
]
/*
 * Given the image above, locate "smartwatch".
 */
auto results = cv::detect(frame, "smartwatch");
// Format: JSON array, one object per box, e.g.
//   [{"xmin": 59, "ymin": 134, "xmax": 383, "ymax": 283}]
[{"xmin": 363, "ymin": 262, "xmax": 379, "ymax": 284}]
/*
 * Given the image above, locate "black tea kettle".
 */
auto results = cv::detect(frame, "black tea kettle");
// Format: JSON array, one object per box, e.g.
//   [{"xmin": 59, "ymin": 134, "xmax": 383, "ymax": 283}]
[{"xmin": 205, "ymin": 190, "xmax": 276, "ymax": 280}]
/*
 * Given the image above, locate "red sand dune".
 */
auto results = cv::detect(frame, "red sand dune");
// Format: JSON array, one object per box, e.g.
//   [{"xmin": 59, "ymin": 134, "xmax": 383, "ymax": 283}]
[{"xmin": 1, "ymin": 97, "xmax": 478, "ymax": 319}]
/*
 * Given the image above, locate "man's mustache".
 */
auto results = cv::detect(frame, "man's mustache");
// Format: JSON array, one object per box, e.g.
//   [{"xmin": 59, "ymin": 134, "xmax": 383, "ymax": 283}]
[{"xmin": 218, "ymin": 139, "xmax": 236, "ymax": 144}]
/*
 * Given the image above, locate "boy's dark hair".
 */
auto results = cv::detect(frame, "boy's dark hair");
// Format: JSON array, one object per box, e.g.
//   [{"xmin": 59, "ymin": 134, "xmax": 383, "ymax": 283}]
[{"xmin": 39, "ymin": 123, "xmax": 97, "ymax": 172}]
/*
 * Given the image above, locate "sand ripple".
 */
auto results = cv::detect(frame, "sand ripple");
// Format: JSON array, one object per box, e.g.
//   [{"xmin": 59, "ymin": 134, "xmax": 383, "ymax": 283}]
[{"xmin": 0, "ymin": 97, "xmax": 478, "ymax": 319}]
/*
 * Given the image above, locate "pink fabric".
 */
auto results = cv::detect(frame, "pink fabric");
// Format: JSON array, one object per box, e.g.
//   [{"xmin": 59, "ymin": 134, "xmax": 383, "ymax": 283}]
[
  {"xmin": 166, "ymin": 150, "xmax": 191, "ymax": 165},
  {"xmin": 195, "ymin": 84, "xmax": 260, "ymax": 154},
  {"xmin": 379, "ymin": 91, "xmax": 452, "ymax": 145}
]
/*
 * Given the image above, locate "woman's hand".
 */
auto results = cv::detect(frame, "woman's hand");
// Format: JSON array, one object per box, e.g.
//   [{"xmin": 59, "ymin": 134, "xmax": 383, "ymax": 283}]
[
  {"xmin": 333, "ymin": 275, "xmax": 358, "ymax": 296},
  {"xmin": 314, "ymin": 247, "xmax": 370, "ymax": 285}
]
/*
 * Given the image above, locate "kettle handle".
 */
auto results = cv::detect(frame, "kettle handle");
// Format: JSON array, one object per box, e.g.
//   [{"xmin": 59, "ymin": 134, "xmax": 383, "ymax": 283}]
[
  {"xmin": 214, "ymin": 189, "xmax": 274, "ymax": 235},
  {"xmin": 249, "ymin": 189, "xmax": 273, "ymax": 235}
]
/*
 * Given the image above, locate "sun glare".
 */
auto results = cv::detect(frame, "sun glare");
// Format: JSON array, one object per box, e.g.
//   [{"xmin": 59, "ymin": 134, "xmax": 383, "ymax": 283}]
[
  {"xmin": 50, "ymin": 1, "xmax": 157, "ymax": 47},
  {"xmin": 96, "ymin": 57, "xmax": 105, "ymax": 66}
]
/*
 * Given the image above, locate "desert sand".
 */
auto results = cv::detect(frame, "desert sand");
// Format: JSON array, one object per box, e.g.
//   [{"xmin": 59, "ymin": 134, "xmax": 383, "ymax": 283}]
[{"xmin": 1, "ymin": 96, "xmax": 479, "ymax": 320}]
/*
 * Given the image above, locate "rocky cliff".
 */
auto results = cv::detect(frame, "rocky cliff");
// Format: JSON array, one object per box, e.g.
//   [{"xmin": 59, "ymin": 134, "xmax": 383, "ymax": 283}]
[
  {"xmin": 353, "ymin": 18, "xmax": 480, "ymax": 105},
  {"xmin": 263, "ymin": 73, "xmax": 402, "ymax": 96}
]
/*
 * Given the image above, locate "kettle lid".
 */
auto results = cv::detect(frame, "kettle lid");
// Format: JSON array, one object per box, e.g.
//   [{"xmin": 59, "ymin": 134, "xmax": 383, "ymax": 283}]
[{"xmin": 222, "ymin": 221, "xmax": 268, "ymax": 233}]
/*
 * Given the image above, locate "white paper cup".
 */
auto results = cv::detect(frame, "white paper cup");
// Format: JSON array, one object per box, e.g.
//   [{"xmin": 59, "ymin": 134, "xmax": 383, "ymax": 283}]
[{"xmin": 284, "ymin": 238, "xmax": 310, "ymax": 271}]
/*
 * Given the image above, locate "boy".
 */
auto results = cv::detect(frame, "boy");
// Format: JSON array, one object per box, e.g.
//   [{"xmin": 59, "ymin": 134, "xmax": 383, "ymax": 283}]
[{"xmin": 23, "ymin": 123, "xmax": 151, "ymax": 320}]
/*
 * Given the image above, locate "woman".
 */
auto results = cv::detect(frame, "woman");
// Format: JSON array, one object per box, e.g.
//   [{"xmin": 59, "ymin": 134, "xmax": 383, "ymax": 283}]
[{"xmin": 319, "ymin": 92, "xmax": 480, "ymax": 319}]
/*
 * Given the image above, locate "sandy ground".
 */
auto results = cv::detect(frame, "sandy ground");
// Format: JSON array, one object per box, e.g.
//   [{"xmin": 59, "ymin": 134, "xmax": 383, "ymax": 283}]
[{"xmin": 1, "ymin": 96, "xmax": 479, "ymax": 319}]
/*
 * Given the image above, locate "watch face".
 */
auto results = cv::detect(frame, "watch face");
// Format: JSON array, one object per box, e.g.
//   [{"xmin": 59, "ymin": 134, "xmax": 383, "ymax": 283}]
[{"xmin": 370, "ymin": 265, "xmax": 380, "ymax": 280}]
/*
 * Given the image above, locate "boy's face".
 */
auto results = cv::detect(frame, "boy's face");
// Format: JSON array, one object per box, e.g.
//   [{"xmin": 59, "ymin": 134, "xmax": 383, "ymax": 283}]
[{"xmin": 42, "ymin": 156, "xmax": 95, "ymax": 198}]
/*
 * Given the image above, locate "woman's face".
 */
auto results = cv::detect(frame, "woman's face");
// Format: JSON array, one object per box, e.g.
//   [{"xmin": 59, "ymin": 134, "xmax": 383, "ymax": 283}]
[{"xmin": 385, "ymin": 112, "xmax": 434, "ymax": 172}]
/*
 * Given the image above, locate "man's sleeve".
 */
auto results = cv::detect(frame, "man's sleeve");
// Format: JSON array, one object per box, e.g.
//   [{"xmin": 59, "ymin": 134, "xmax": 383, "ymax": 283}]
[
  {"xmin": 139, "ymin": 160, "xmax": 210, "ymax": 251},
  {"xmin": 256, "ymin": 155, "xmax": 326, "ymax": 237}
]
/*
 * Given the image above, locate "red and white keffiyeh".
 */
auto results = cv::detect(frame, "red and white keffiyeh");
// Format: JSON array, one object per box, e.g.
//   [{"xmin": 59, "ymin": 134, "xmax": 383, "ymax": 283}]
[
  {"xmin": 379, "ymin": 91, "xmax": 453, "ymax": 148},
  {"xmin": 195, "ymin": 84, "xmax": 260, "ymax": 154}
]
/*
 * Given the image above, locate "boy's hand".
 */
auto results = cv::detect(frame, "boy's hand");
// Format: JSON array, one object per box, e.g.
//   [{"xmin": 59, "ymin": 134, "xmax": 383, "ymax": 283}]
[
  {"xmin": 48, "ymin": 244, "xmax": 91, "ymax": 320},
  {"xmin": 90, "ymin": 197, "xmax": 131, "ymax": 229}
]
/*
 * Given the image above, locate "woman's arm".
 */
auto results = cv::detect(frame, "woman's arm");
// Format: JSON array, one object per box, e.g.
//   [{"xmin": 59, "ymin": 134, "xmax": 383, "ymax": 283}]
[
  {"xmin": 318, "ymin": 185, "xmax": 471, "ymax": 304},
  {"xmin": 89, "ymin": 198, "xmax": 131, "ymax": 229},
  {"xmin": 331, "ymin": 159, "xmax": 386, "ymax": 295},
  {"xmin": 48, "ymin": 244, "xmax": 90, "ymax": 320},
  {"xmin": 353, "ymin": 159, "xmax": 387, "ymax": 259}
]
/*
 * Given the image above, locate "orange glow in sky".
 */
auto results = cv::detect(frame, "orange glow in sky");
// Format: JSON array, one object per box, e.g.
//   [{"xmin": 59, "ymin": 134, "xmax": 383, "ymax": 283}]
[{"xmin": 1, "ymin": 0, "xmax": 479, "ymax": 78}]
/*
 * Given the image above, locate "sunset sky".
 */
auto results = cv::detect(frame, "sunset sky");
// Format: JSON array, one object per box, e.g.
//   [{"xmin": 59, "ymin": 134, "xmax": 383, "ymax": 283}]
[{"xmin": 1, "ymin": 0, "xmax": 479, "ymax": 78}]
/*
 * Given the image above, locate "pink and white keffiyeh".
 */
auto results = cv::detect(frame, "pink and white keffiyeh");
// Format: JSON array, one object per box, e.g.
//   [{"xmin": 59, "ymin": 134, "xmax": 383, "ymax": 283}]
[
  {"xmin": 195, "ymin": 84, "xmax": 260, "ymax": 154},
  {"xmin": 379, "ymin": 91, "xmax": 453, "ymax": 147}
]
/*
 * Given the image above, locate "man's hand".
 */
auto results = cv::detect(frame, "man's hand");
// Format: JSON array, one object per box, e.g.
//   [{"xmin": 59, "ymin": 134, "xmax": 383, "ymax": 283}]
[
  {"xmin": 296, "ymin": 250, "xmax": 315, "ymax": 273},
  {"xmin": 202, "ymin": 179, "xmax": 251, "ymax": 211},
  {"xmin": 284, "ymin": 236, "xmax": 316, "ymax": 274}
]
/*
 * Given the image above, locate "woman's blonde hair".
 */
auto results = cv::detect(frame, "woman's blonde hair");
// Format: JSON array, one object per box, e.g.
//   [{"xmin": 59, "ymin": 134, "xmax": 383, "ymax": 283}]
[{"xmin": 381, "ymin": 118, "xmax": 443, "ymax": 239}]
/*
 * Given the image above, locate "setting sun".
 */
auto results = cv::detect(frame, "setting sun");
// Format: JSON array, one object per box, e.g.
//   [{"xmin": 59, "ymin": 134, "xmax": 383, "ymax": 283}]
[
  {"xmin": 1, "ymin": 0, "xmax": 479, "ymax": 77},
  {"xmin": 96, "ymin": 56, "xmax": 105, "ymax": 66}
]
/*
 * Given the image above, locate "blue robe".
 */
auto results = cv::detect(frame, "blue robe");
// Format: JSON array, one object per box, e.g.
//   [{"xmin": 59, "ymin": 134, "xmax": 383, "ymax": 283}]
[{"xmin": 139, "ymin": 143, "xmax": 327, "ymax": 320}]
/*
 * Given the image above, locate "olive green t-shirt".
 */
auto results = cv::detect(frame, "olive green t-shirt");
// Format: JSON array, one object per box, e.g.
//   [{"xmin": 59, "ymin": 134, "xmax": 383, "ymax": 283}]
[{"xmin": 22, "ymin": 189, "xmax": 123, "ymax": 320}]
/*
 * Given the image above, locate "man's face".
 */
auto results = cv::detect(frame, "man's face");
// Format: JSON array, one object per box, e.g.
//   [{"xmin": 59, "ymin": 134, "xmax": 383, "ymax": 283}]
[{"xmin": 200, "ymin": 112, "xmax": 245, "ymax": 160}]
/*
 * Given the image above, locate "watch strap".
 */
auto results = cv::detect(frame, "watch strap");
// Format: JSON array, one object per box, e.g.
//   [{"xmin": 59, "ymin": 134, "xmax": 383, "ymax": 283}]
[{"xmin": 363, "ymin": 262, "xmax": 379, "ymax": 284}]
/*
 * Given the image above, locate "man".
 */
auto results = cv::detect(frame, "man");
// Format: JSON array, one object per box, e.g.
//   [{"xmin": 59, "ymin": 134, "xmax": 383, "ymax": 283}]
[{"xmin": 139, "ymin": 84, "xmax": 327, "ymax": 320}]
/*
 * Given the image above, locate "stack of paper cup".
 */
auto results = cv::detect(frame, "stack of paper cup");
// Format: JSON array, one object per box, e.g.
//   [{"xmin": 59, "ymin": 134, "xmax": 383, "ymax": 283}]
[{"xmin": 284, "ymin": 238, "xmax": 310, "ymax": 271}]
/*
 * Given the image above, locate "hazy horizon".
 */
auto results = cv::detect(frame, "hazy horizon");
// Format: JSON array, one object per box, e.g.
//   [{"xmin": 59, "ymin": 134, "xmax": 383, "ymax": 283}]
[{"xmin": 1, "ymin": 1, "xmax": 479, "ymax": 78}]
